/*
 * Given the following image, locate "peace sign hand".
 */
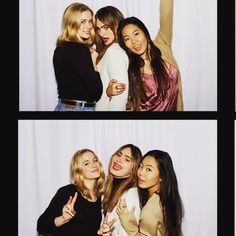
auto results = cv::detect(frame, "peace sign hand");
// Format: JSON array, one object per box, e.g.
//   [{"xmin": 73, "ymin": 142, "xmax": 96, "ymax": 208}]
[
  {"xmin": 62, "ymin": 192, "xmax": 78, "ymax": 222},
  {"xmin": 54, "ymin": 192, "xmax": 78, "ymax": 227},
  {"xmin": 97, "ymin": 213, "xmax": 116, "ymax": 236}
]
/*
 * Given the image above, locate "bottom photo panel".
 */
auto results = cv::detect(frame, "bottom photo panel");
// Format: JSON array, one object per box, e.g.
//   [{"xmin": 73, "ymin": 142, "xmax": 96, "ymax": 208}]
[{"xmin": 19, "ymin": 119, "xmax": 217, "ymax": 236}]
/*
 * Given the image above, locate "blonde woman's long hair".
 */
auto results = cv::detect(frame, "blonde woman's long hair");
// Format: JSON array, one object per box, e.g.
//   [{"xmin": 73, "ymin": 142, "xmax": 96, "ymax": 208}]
[
  {"xmin": 57, "ymin": 2, "xmax": 95, "ymax": 46},
  {"xmin": 102, "ymin": 144, "xmax": 142, "ymax": 215},
  {"xmin": 70, "ymin": 148, "xmax": 105, "ymax": 200}
]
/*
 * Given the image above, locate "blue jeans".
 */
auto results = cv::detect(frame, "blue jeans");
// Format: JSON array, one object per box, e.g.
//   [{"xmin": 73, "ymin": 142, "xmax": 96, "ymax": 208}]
[{"xmin": 54, "ymin": 100, "xmax": 95, "ymax": 111}]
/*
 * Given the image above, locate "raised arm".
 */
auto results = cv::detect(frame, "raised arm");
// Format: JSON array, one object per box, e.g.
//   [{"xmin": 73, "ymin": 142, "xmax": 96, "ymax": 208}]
[{"xmin": 155, "ymin": 0, "xmax": 174, "ymax": 47}]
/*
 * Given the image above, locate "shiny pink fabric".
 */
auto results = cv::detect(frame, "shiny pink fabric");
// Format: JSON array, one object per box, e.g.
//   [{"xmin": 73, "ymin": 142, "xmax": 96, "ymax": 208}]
[{"xmin": 139, "ymin": 64, "xmax": 179, "ymax": 111}]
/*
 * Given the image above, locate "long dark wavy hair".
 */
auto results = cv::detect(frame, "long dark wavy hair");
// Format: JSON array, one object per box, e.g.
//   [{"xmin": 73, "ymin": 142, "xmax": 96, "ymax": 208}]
[
  {"xmin": 117, "ymin": 17, "xmax": 170, "ymax": 111},
  {"xmin": 138, "ymin": 150, "xmax": 184, "ymax": 236},
  {"xmin": 95, "ymin": 6, "xmax": 124, "ymax": 64}
]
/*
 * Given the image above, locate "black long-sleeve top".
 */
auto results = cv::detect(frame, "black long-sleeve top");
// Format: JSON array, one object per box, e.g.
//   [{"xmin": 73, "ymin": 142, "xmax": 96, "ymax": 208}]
[
  {"xmin": 37, "ymin": 184, "xmax": 102, "ymax": 236},
  {"xmin": 53, "ymin": 41, "xmax": 103, "ymax": 102}
]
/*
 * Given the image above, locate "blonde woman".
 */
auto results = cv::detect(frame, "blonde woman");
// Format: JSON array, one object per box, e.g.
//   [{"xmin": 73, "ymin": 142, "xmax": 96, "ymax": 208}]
[
  {"xmin": 37, "ymin": 149, "xmax": 105, "ymax": 236},
  {"xmin": 98, "ymin": 144, "xmax": 142, "ymax": 236},
  {"xmin": 54, "ymin": 3, "xmax": 103, "ymax": 111}
]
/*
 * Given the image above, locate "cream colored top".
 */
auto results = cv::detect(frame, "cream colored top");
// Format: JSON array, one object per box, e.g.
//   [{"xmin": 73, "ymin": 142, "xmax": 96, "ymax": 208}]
[
  {"xmin": 153, "ymin": 0, "xmax": 184, "ymax": 111},
  {"xmin": 106, "ymin": 187, "xmax": 141, "ymax": 236},
  {"xmin": 95, "ymin": 43, "xmax": 129, "ymax": 111},
  {"xmin": 119, "ymin": 193, "xmax": 165, "ymax": 236}
]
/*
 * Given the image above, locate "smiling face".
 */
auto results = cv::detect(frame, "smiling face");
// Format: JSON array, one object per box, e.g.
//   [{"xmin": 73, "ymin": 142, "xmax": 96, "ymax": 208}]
[
  {"xmin": 137, "ymin": 155, "xmax": 162, "ymax": 195},
  {"xmin": 81, "ymin": 151, "xmax": 101, "ymax": 180},
  {"xmin": 121, "ymin": 24, "xmax": 148, "ymax": 58},
  {"xmin": 77, "ymin": 10, "xmax": 94, "ymax": 40},
  {"xmin": 109, "ymin": 147, "xmax": 133, "ymax": 178},
  {"xmin": 96, "ymin": 18, "xmax": 115, "ymax": 46}
]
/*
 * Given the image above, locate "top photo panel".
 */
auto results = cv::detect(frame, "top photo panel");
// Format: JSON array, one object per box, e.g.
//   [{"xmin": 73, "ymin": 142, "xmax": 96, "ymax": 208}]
[{"xmin": 20, "ymin": 0, "xmax": 217, "ymax": 112}]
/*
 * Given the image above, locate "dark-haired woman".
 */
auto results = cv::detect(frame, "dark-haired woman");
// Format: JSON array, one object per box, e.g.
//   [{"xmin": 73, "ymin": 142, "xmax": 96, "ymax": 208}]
[
  {"xmin": 117, "ymin": 0, "xmax": 184, "ymax": 111},
  {"xmin": 117, "ymin": 150, "xmax": 184, "ymax": 236},
  {"xmin": 95, "ymin": 6, "xmax": 129, "ymax": 111}
]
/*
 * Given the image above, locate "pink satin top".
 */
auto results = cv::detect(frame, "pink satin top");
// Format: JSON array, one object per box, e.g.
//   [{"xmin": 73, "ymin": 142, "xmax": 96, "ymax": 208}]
[{"xmin": 139, "ymin": 64, "xmax": 179, "ymax": 111}]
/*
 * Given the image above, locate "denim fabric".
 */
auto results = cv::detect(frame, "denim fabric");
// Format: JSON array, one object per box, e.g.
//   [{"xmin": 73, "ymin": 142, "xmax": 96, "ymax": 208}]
[{"xmin": 54, "ymin": 100, "xmax": 95, "ymax": 111}]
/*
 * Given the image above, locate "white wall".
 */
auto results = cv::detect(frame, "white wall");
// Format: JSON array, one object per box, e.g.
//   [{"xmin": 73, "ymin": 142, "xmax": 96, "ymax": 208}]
[
  {"xmin": 18, "ymin": 120, "xmax": 217, "ymax": 236},
  {"xmin": 20, "ymin": 0, "xmax": 217, "ymax": 111}
]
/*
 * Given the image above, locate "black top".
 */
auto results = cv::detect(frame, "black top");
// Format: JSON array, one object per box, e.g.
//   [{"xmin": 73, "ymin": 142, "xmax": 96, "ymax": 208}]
[
  {"xmin": 112, "ymin": 177, "xmax": 127, "ymax": 194},
  {"xmin": 37, "ymin": 184, "xmax": 102, "ymax": 236},
  {"xmin": 53, "ymin": 41, "xmax": 103, "ymax": 102}
]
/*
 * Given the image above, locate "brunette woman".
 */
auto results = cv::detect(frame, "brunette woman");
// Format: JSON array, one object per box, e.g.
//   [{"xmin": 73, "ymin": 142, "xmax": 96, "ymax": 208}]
[
  {"xmin": 95, "ymin": 6, "xmax": 128, "ymax": 111},
  {"xmin": 117, "ymin": 0, "xmax": 184, "ymax": 111},
  {"xmin": 117, "ymin": 150, "xmax": 184, "ymax": 236},
  {"xmin": 98, "ymin": 144, "xmax": 142, "ymax": 235}
]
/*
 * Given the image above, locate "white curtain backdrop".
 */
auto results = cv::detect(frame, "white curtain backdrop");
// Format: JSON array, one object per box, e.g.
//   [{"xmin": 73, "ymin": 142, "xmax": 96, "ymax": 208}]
[
  {"xmin": 20, "ymin": 0, "xmax": 217, "ymax": 111},
  {"xmin": 19, "ymin": 120, "xmax": 217, "ymax": 236}
]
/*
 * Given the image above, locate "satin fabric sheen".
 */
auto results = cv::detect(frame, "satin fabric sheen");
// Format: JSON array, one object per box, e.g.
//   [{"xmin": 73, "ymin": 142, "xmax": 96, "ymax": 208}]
[{"xmin": 139, "ymin": 64, "xmax": 179, "ymax": 111}]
